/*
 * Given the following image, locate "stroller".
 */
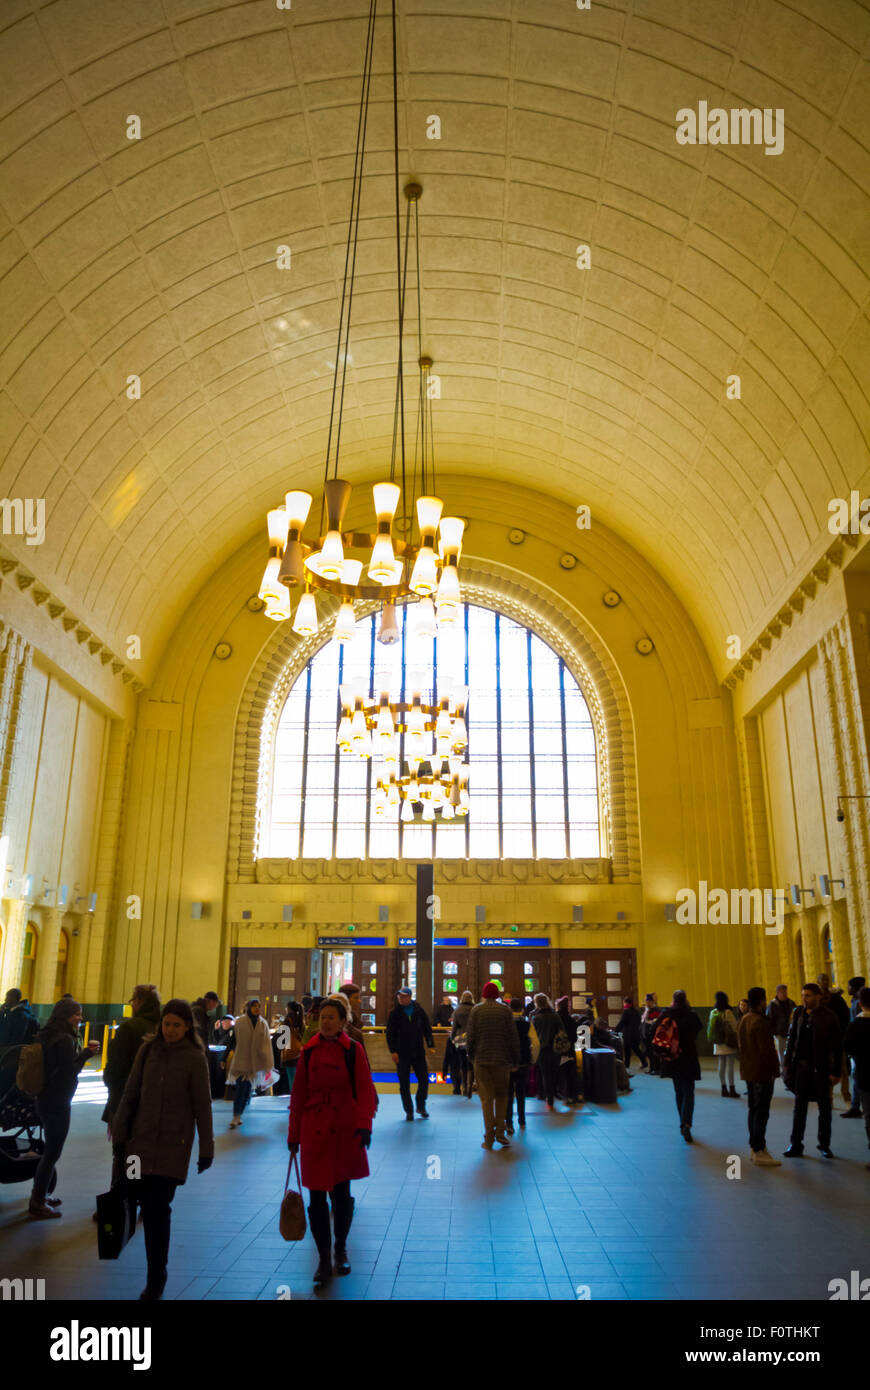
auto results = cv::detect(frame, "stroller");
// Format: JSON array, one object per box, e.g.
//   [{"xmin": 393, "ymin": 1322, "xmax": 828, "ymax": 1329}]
[{"xmin": 0, "ymin": 1044, "xmax": 53, "ymax": 1192}]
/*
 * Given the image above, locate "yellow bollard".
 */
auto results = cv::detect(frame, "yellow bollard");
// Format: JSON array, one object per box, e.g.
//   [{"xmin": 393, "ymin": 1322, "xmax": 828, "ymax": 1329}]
[
  {"xmin": 83, "ymin": 1020, "xmax": 90, "ymax": 1048},
  {"xmin": 101, "ymin": 1021, "xmax": 115, "ymax": 1071}
]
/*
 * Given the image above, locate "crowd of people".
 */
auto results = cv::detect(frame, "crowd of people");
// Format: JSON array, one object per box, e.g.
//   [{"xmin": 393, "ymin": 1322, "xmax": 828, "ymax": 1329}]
[{"xmin": 0, "ymin": 963, "xmax": 867, "ymax": 1299}]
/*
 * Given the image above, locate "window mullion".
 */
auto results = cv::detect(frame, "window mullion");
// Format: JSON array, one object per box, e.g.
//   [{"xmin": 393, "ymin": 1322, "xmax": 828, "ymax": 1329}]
[
  {"xmin": 559, "ymin": 657, "xmax": 570, "ymax": 857},
  {"xmin": 331, "ymin": 641, "xmax": 344, "ymax": 859},
  {"xmin": 364, "ymin": 613, "xmax": 375, "ymax": 860},
  {"xmin": 496, "ymin": 612, "xmax": 503, "ymax": 858},
  {"xmin": 299, "ymin": 663, "xmax": 313, "ymax": 858},
  {"xmin": 528, "ymin": 628, "xmax": 536, "ymax": 859}
]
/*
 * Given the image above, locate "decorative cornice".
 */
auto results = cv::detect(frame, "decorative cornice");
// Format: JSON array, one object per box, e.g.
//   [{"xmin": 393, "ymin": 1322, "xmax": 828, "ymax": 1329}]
[
  {"xmin": 253, "ymin": 857, "xmax": 615, "ymax": 886},
  {"xmin": 0, "ymin": 547, "xmax": 146, "ymax": 692},
  {"xmin": 722, "ymin": 534, "xmax": 864, "ymax": 689}
]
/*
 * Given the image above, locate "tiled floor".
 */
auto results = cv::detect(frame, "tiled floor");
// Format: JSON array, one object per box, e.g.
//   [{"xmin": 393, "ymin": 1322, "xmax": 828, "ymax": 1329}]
[{"xmin": 1, "ymin": 1065, "xmax": 868, "ymax": 1300}]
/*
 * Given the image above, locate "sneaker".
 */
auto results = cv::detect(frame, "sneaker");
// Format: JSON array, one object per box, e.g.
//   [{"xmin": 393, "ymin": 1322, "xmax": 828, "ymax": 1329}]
[
  {"xmin": 840, "ymin": 1107, "xmax": 862, "ymax": 1119},
  {"xmin": 46, "ymin": 1197, "xmax": 62, "ymax": 1207},
  {"xmin": 416, "ymin": 1109, "xmax": 429, "ymax": 1119},
  {"xmin": 783, "ymin": 1143, "xmax": 804, "ymax": 1157},
  {"xmin": 817, "ymin": 1145, "xmax": 834, "ymax": 1158},
  {"xmin": 680, "ymin": 1124, "xmax": 693, "ymax": 1144},
  {"xmin": 229, "ymin": 1117, "xmax": 241, "ymax": 1129},
  {"xmin": 495, "ymin": 1134, "xmax": 511, "ymax": 1147},
  {"xmin": 481, "ymin": 1139, "xmax": 494, "ymax": 1150},
  {"xmin": 404, "ymin": 1112, "xmax": 415, "ymax": 1122},
  {"xmin": 505, "ymin": 1125, "xmax": 515, "ymax": 1135},
  {"xmin": 752, "ymin": 1149, "xmax": 782, "ymax": 1167},
  {"xmin": 28, "ymin": 1202, "xmax": 61, "ymax": 1220}
]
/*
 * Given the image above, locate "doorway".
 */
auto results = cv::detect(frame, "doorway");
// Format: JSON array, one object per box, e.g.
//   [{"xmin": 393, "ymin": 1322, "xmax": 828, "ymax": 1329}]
[
  {"xmin": 20, "ymin": 922, "xmax": 38, "ymax": 999},
  {"xmin": 54, "ymin": 929, "xmax": 69, "ymax": 1001},
  {"xmin": 476, "ymin": 950, "xmax": 550, "ymax": 1008},
  {"xmin": 230, "ymin": 947, "xmax": 309, "ymax": 1018},
  {"xmin": 559, "ymin": 948, "xmax": 638, "ymax": 1025}
]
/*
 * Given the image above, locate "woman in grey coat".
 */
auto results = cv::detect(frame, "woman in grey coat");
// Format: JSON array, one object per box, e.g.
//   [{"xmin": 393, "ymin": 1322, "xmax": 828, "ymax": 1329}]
[{"xmin": 112, "ymin": 997, "xmax": 214, "ymax": 1301}]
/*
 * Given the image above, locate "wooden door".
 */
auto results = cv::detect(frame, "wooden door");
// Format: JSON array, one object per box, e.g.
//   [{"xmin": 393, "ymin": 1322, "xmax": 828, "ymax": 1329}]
[
  {"xmin": 477, "ymin": 949, "xmax": 549, "ymax": 1007},
  {"xmin": 356, "ymin": 949, "xmax": 387, "ymax": 1027},
  {"xmin": 560, "ymin": 948, "xmax": 638, "ymax": 1025},
  {"xmin": 231, "ymin": 947, "xmax": 308, "ymax": 1018},
  {"xmin": 434, "ymin": 947, "xmax": 475, "ymax": 1009}
]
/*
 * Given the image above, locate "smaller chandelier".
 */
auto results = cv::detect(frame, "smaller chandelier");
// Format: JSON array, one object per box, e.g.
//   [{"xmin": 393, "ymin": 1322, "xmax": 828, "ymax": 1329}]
[
  {"xmin": 374, "ymin": 756, "xmax": 470, "ymax": 824},
  {"xmin": 337, "ymin": 680, "xmax": 468, "ymax": 764}
]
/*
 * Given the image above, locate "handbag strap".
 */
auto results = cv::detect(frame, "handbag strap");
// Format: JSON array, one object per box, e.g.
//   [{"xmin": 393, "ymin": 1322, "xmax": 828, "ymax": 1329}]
[{"xmin": 285, "ymin": 1152, "xmax": 302, "ymax": 1194}]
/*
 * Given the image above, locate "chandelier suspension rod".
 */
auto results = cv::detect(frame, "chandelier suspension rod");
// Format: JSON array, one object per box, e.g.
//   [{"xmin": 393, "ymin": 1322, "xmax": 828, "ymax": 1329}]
[
  {"xmin": 321, "ymin": 0, "xmax": 378, "ymax": 531},
  {"xmin": 391, "ymin": 0, "xmax": 409, "ymax": 540}
]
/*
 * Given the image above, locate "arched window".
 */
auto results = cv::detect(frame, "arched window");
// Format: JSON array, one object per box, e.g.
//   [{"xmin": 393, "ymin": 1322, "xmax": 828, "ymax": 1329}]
[{"xmin": 266, "ymin": 603, "xmax": 599, "ymax": 860}]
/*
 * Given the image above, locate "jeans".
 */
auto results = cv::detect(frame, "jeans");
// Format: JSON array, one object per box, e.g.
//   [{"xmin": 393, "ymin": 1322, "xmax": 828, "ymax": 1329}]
[
  {"xmin": 851, "ymin": 1065, "xmax": 863, "ymax": 1110},
  {"xmin": 747, "ymin": 1080, "xmax": 774, "ymax": 1151},
  {"xmin": 475, "ymin": 1062, "xmax": 511, "ymax": 1140},
  {"xmin": 672, "ymin": 1076, "xmax": 695, "ymax": 1128},
  {"xmin": 558, "ymin": 1056, "xmax": 580, "ymax": 1101},
  {"xmin": 789, "ymin": 1067, "xmax": 832, "ymax": 1148},
  {"xmin": 623, "ymin": 1036, "xmax": 643, "ymax": 1067},
  {"xmin": 232, "ymin": 1077, "xmax": 253, "ymax": 1117},
  {"xmin": 775, "ymin": 1036, "xmax": 788, "ymax": 1073},
  {"xmin": 717, "ymin": 1054, "xmax": 736, "ymax": 1087},
  {"xmin": 507, "ymin": 1064, "xmax": 529, "ymax": 1126},
  {"xmin": 397, "ymin": 1052, "xmax": 429, "ymax": 1114},
  {"xmin": 285, "ymin": 1062, "xmax": 297, "ymax": 1096},
  {"xmin": 134, "ymin": 1174, "xmax": 177, "ymax": 1280},
  {"xmin": 537, "ymin": 1047, "xmax": 558, "ymax": 1104},
  {"xmin": 32, "ymin": 1105, "xmax": 70, "ymax": 1204}
]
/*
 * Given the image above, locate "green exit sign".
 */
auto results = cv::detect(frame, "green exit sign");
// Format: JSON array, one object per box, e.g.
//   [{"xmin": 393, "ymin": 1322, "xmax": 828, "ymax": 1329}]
[{"xmin": 346, "ymin": 925, "xmax": 356, "ymax": 932}]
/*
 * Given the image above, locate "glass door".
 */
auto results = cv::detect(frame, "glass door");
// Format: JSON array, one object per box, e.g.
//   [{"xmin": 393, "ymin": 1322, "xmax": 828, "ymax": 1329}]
[{"xmin": 326, "ymin": 950, "xmax": 353, "ymax": 996}]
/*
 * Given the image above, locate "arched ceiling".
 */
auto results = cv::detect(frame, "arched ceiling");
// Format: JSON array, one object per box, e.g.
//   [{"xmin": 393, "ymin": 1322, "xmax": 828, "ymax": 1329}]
[{"xmin": 1, "ymin": 0, "xmax": 869, "ymax": 671}]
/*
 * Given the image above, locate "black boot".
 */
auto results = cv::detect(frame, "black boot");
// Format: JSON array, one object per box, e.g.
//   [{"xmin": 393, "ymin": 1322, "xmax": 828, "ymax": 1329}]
[
  {"xmin": 308, "ymin": 1204, "xmax": 333, "ymax": 1288},
  {"xmin": 332, "ymin": 1190, "xmax": 355, "ymax": 1276},
  {"xmin": 139, "ymin": 1267, "xmax": 167, "ymax": 1301}
]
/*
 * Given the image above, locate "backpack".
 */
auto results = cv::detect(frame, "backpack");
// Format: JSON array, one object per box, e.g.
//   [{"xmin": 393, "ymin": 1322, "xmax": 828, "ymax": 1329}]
[
  {"xmin": 651, "ymin": 1016, "xmax": 681, "ymax": 1060},
  {"xmin": 16, "ymin": 1041, "xmax": 45, "ymax": 1096},
  {"xmin": 709, "ymin": 1012, "xmax": 726, "ymax": 1046},
  {"xmin": 452, "ymin": 1031, "xmax": 468, "ymax": 1051},
  {"xmin": 553, "ymin": 1026, "xmax": 572, "ymax": 1056}
]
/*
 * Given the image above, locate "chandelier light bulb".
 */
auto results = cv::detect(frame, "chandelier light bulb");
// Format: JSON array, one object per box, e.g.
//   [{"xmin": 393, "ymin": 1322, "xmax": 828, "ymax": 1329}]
[
  {"xmin": 401, "ymin": 799, "xmax": 414, "ymax": 822},
  {"xmin": 377, "ymin": 602, "xmax": 401, "ymax": 645},
  {"xmin": 382, "ymin": 737, "xmax": 398, "ymax": 764},
  {"xmin": 259, "ymin": 556, "xmax": 284, "ymax": 605},
  {"xmin": 292, "ymin": 590, "xmax": 319, "ymax": 636},
  {"xmin": 368, "ymin": 533, "xmax": 402, "ymax": 585},
  {"xmin": 422, "ymin": 800, "xmax": 435, "ymax": 823},
  {"xmin": 264, "ymin": 587, "xmax": 291, "ymax": 622},
  {"xmin": 451, "ymin": 717, "xmax": 468, "ymax": 751},
  {"xmin": 436, "ymin": 564, "xmax": 461, "ymax": 604},
  {"xmin": 337, "ymin": 714, "xmax": 352, "ymax": 751},
  {"xmin": 373, "ymin": 481, "xmax": 401, "ymax": 521},
  {"xmin": 284, "ymin": 490, "xmax": 313, "ymax": 531},
  {"xmin": 416, "ymin": 495, "xmax": 444, "ymax": 534},
  {"xmin": 435, "ymin": 706, "xmax": 451, "ymax": 740},
  {"xmin": 438, "ymin": 515, "xmax": 464, "ymax": 555},
  {"xmin": 387, "ymin": 778, "xmax": 400, "ymax": 807},
  {"xmin": 318, "ymin": 529, "xmax": 345, "ymax": 579},
  {"xmin": 409, "ymin": 544, "xmax": 438, "ymax": 596},
  {"xmin": 376, "ymin": 696, "xmax": 394, "ymax": 738},
  {"xmin": 441, "ymin": 801, "xmax": 455, "ymax": 821},
  {"xmin": 279, "ymin": 539, "xmax": 305, "ymax": 587},
  {"xmin": 411, "ymin": 596, "xmax": 437, "ymax": 638},
  {"xmin": 267, "ymin": 508, "xmax": 289, "ymax": 548},
  {"xmin": 334, "ymin": 600, "xmax": 356, "ymax": 643}
]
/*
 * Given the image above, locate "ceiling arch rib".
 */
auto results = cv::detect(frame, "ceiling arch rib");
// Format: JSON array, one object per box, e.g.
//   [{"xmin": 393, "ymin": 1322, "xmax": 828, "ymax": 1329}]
[{"xmin": 0, "ymin": 0, "xmax": 868, "ymax": 672}]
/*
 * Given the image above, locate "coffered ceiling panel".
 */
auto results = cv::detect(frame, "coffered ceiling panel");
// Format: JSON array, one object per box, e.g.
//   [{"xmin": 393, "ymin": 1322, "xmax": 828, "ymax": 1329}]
[{"xmin": 0, "ymin": 0, "xmax": 868, "ymax": 676}]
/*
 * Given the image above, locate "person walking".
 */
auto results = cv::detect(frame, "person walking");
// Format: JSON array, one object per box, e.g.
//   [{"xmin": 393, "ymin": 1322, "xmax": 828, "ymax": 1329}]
[
  {"xmin": 555, "ymin": 996, "xmax": 581, "ymax": 1104},
  {"xmin": 450, "ymin": 990, "xmax": 475, "ymax": 1096},
  {"xmin": 843, "ymin": 985, "xmax": 870, "ymax": 1169},
  {"xmin": 303, "ymin": 997, "xmax": 323, "ymax": 1042},
  {"xmin": 466, "ymin": 982, "xmax": 520, "ymax": 1148},
  {"xmin": 101, "ymin": 984, "xmax": 162, "ymax": 1184},
  {"xmin": 0, "ymin": 988, "xmax": 39, "ymax": 1048},
  {"xmin": 783, "ymin": 983, "xmax": 843, "ymax": 1158},
  {"xmin": 112, "ymin": 998, "xmax": 214, "ymax": 1300},
  {"xmin": 842, "ymin": 976, "xmax": 866, "ymax": 1119},
  {"xmin": 616, "ymin": 996, "xmax": 644, "ymax": 1070},
  {"xmin": 27, "ymin": 998, "xmax": 100, "ymax": 1218},
  {"xmin": 707, "ymin": 991, "xmax": 740, "ymax": 1097},
  {"xmin": 641, "ymin": 994, "xmax": 663, "ymax": 1074},
  {"xmin": 191, "ymin": 991, "xmax": 224, "ymax": 1046},
  {"xmin": 279, "ymin": 1001, "xmax": 305, "ymax": 1103},
  {"xmin": 434, "ymin": 996, "xmax": 455, "ymax": 1027},
  {"xmin": 737, "ymin": 987, "xmax": 781, "ymax": 1166},
  {"xmin": 386, "ymin": 986, "xmax": 434, "ymax": 1119},
  {"xmin": 288, "ymin": 994, "xmax": 377, "ymax": 1288},
  {"xmin": 506, "ymin": 997, "xmax": 534, "ymax": 1133},
  {"xmin": 655, "ymin": 990, "xmax": 703, "ymax": 1143},
  {"xmin": 766, "ymin": 985, "xmax": 795, "ymax": 1073},
  {"xmin": 337, "ymin": 982, "xmax": 366, "ymax": 1048},
  {"xmin": 531, "ymin": 993, "xmax": 561, "ymax": 1109},
  {"xmin": 227, "ymin": 998, "xmax": 273, "ymax": 1128}
]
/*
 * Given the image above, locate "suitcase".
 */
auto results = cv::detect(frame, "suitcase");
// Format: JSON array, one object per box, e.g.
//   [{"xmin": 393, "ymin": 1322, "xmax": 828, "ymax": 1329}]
[{"xmin": 582, "ymin": 1047, "xmax": 617, "ymax": 1103}]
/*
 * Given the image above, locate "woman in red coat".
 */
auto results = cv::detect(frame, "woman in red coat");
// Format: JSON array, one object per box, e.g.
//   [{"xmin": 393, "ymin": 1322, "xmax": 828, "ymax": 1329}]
[{"xmin": 288, "ymin": 993, "xmax": 377, "ymax": 1288}]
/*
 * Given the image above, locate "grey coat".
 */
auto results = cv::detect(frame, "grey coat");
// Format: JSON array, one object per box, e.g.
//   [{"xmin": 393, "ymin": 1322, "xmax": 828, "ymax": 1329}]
[{"xmin": 112, "ymin": 1035, "xmax": 214, "ymax": 1183}]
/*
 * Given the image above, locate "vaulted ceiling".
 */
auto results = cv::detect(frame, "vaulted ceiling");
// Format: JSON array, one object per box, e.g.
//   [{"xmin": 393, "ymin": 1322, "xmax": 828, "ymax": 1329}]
[{"xmin": 1, "ymin": 0, "xmax": 868, "ymax": 674}]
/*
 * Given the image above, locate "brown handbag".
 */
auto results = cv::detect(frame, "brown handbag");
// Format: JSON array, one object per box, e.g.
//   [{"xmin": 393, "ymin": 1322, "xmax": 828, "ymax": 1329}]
[{"xmin": 279, "ymin": 1154, "xmax": 306, "ymax": 1241}]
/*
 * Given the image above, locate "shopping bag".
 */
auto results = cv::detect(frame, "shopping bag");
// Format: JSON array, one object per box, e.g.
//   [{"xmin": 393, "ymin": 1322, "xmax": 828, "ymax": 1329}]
[
  {"xmin": 279, "ymin": 1154, "xmax": 306, "ymax": 1241},
  {"xmin": 96, "ymin": 1181, "xmax": 137, "ymax": 1259}
]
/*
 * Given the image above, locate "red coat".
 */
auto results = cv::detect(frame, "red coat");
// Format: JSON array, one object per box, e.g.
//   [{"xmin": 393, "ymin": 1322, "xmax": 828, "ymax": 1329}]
[{"xmin": 288, "ymin": 1032, "xmax": 378, "ymax": 1191}]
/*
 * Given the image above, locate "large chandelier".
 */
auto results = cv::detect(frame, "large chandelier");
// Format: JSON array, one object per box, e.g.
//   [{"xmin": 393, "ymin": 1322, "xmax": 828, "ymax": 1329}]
[{"xmin": 257, "ymin": 1, "xmax": 464, "ymax": 645}]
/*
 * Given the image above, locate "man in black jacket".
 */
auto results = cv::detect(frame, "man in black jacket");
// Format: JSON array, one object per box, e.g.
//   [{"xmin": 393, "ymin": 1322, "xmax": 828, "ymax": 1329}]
[
  {"xmin": 386, "ymin": 987, "xmax": 434, "ymax": 1120},
  {"xmin": 783, "ymin": 983, "xmax": 843, "ymax": 1158},
  {"xmin": 765, "ymin": 984, "xmax": 795, "ymax": 1072},
  {"xmin": 0, "ymin": 989, "xmax": 39, "ymax": 1049},
  {"xmin": 842, "ymin": 975, "xmax": 866, "ymax": 1119},
  {"xmin": 843, "ymin": 985, "xmax": 870, "ymax": 1167}
]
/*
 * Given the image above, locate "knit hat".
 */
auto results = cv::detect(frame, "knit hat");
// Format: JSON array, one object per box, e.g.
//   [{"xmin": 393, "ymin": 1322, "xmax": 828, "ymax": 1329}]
[
  {"xmin": 341, "ymin": 980, "xmax": 360, "ymax": 996},
  {"xmin": 482, "ymin": 982, "xmax": 500, "ymax": 999},
  {"xmin": 48, "ymin": 997, "xmax": 81, "ymax": 1025}
]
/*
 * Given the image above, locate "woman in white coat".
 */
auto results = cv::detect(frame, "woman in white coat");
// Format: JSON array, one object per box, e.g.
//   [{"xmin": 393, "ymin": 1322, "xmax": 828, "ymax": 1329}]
[
  {"xmin": 228, "ymin": 998, "xmax": 274, "ymax": 1128},
  {"xmin": 707, "ymin": 990, "xmax": 740, "ymax": 1098}
]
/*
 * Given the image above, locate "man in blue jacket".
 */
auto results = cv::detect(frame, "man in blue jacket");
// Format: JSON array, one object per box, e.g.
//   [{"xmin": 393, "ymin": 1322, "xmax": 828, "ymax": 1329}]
[
  {"xmin": 386, "ymin": 987, "xmax": 434, "ymax": 1120},
  {"xmin": 0, "ymin": 989, "xmax": 38, "ymax": 1048}
]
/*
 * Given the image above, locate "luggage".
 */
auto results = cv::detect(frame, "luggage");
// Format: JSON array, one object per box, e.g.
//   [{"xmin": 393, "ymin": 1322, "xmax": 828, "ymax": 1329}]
[
  {"xmin": 582, "ymin": 1047, "xmax": 617, "ymax": 1103},
  {"xmin": 279, "ymin": 1155, "xmax": 306, "ymax": 1240},
  {"xmin": 96, "ymin": 1182, "xmax": 137, "ymax": 1259}
]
